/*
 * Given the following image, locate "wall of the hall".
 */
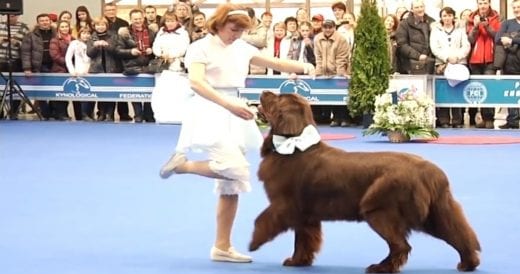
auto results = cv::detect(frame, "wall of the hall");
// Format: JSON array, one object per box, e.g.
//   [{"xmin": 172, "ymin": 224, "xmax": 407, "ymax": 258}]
[
  {"xmin": 12, "ymin": 0, "xmax": 101, "ymax": 27},
  {"xmin": 10, "ymin": 0, "xmax": 516, "ymax": 28}
]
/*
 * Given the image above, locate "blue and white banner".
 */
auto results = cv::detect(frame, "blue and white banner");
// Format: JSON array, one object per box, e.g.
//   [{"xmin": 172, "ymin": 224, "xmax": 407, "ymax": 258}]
[
  {"xmin": 2, "ymin": 73, "xmax": 519, "ymax": 107},
  {"xmin": 434, "ymin": 75, "xmax": 520, "ymax": 107},
  {"xmin": 0, "ymin": 73, "xmax": 155, "ymax": 102},
  {"xmin": 239, "ymin": 76, "xmax": 349, "ymax": 105}
]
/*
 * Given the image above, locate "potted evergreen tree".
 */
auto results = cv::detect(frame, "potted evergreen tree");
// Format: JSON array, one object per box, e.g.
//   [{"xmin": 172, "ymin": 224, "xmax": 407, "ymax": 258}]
[{"xmin": 348, "ymin": 0, "xmax": 391, "ymax": 128}]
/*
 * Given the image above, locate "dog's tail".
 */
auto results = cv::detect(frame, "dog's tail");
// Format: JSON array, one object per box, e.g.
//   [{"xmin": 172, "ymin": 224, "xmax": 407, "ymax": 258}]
[{"xmin": 424, "ymin": 175, "xmax": 481, "ymax": 271}]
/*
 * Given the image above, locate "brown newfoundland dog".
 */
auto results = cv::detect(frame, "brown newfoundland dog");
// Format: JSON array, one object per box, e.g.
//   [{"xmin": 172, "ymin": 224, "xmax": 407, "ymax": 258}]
[{"xmin": 249, "ymin": 91, "xmax": 480, "ymax": 273}]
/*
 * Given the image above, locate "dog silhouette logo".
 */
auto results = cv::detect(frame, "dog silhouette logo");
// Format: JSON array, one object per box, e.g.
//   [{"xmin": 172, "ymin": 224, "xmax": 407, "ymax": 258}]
[
  {"xmin": 62, "ymin": 77, "xmax": 92, "ymax": 95},
  {"xmin": 279, "ymin": 79, "xmax": 312, "ymax": 96}
]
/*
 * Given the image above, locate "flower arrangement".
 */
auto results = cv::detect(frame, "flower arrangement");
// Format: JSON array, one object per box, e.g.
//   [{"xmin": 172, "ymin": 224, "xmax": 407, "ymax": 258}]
[{"xmin": 363, "ymin": 86, "xmax": 439, "ymax": 141}]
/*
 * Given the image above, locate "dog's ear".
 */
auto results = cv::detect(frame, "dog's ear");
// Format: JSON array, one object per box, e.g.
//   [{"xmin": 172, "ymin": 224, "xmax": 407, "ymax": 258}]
[
  {"xmin": 299, "ymin": 96, "xmax": 318, "ymax": 127},
  {"xmin": 271, "ymin": 94, "xmax": 316, "ymax": 135},
  {"xmin": 275, "ymin": 110, "xmax": 308, "ymax": 135}
]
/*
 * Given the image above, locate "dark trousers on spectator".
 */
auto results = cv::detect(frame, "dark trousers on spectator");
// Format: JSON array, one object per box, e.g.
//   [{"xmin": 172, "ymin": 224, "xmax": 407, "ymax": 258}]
[
  {"xmin": 81, "ymin": 101, "xmax": 95, "ymax": 119},
  {"xmin": 117, "ymin": 102, "xmax": 130, "ymax": 118},
  {"xmin": 502, "ymin": 67, "xmax": 520, "ymax": 127},
  {"xmin": 132, "ymin": 102, "xmax": 154, "ymax": 120},
  {"xmin": 468, "ymin": 63, "xmax": 495, "ymax": 123}
]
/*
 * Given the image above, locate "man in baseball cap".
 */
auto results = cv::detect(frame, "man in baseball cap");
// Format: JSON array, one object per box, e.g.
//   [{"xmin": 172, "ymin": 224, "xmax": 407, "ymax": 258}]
[
  {"xmin": 311, "ymin": 14, "xmax": 324, "ymax": 35},
  {"xmin": 312, "ymin": 14, "xmax": 324, "ymax": 22}
]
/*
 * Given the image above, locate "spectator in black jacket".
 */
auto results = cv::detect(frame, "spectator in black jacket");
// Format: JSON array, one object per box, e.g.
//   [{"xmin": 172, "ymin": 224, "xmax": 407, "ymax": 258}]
[
  {"xmin": 395, "ymin": 0, "xmax": 436, "ymax": 74},
  {"xmin": 496, "ymin": 0, "xmax": 520, "ymax": 129},
  {"xmin": 104, "ymin": 1, "xmax": 132, "ymax": 122},
  {"xmin": 21, "ymin": 13, "xmax": 58, "ymax": 120},
  {"xmin": 116, "ymin": 8, "xmax": 157, "ymax": 123},
  {"xmin": 299, "ymin": 21, "xmax": 315, "ymax": 66}
]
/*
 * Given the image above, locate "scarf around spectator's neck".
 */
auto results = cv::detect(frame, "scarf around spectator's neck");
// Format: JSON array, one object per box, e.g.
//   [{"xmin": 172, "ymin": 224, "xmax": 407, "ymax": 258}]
[
  {"xmin": 162, "ymin": 24, "xmax": 181, "ymax": 34},
  {"xmin": 61, "ymin": 33, "xmax": 72, "ymax": 43},
  {"xmin": 274, "ymin": 36, "xmax": 282, "ymax": 58}
]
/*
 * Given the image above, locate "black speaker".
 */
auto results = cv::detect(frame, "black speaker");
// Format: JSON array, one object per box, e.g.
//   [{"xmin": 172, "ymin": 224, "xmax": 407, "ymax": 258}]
[{"xmin": 0, "ymin": 0, "xmax": 23, "ymax": 15}]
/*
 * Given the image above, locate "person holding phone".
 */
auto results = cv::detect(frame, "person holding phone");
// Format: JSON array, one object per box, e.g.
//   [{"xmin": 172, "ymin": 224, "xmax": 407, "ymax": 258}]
[{"xmin": 465, "ymin": 0, "xmax": 501, "ymax": 128}]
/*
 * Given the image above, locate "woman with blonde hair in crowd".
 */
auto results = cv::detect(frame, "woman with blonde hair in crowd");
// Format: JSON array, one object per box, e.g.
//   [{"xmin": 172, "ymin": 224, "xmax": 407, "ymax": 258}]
[
  {"xmin": 337, "ymin": 12, "xmax": 356, "ymax": 49},
  {"xmin": 66, "ymin": 27, "xmax": 94, "ymax": 121},
  {"xmin": 159, "ymin": 3, "xmax": 315, "ymax": 262},
  {"xmin": 172, "ymin": 2, "xmax": 192, "ymax": 28},
  {"xmin": 295, "ymin": 8, "xmax": 309, "ymax": 26},
  {"xmin": 266, "ymin": 21, "xmax": 286, "ymax": 75},
  {"xmin": 86, "ymin": 16, "xmax": 121, "ymax": 122},
  {"xmin": 48, "ymin": 19, "xmax": 73, "ymax": 120},
  {"xmin": 299, "ymin": 21, "xmax": 315, "ymax": 66}
]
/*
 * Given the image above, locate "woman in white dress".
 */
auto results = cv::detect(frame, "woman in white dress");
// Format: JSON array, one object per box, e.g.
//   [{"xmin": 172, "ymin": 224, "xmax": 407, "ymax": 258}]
[
  {"xmin": 150, "ymin": 11, "xmax": 191, "ymax": 123},
  {"xmin": 159, "ymin": 3, "xmax": 315, "ymax": 263}
]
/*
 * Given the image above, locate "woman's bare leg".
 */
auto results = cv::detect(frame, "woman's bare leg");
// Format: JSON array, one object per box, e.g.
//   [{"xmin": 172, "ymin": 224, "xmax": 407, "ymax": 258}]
[
  {"xmin": 215, "ymin": 194, "xmax": 238, "ymax": 250},
  {"xmin": 161, "ymin": 155, "xmax": 231, "ymax": 180}
]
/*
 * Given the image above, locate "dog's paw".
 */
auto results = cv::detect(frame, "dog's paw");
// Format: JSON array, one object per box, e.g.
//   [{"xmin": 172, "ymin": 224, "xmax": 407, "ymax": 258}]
[
  {"xmin": 366, "ymin": 263, "xmax": 400, "ymax": 273},
  {"xmin": 457, "ymin": 251, "xmax": 480, "ymax": 272},
  {"xmin": 248, "ymin": 241, "xmax": 260, "ymax": 252},
  {"xmin": 457, "ymin": 260, "xmax": 479, "ymax": 272},
  {"xmin": 283, "ymin": 257, "xmax": 296, "ymax": 266},
  {"xmin": 283, "ymin": 257, "xmax": 312, "ymax": 267}
]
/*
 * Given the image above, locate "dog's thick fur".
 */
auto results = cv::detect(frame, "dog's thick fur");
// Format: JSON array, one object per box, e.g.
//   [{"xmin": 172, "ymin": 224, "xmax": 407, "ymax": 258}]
[{"xmin": 249, "ymin": 91, "xmax": 481, "ymax": 273}]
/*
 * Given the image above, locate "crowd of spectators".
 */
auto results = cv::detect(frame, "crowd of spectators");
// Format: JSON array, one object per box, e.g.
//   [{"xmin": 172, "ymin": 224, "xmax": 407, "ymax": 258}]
[{"xmin": 0, "ymin": 0, "xmax": 518, "ymax": 129}]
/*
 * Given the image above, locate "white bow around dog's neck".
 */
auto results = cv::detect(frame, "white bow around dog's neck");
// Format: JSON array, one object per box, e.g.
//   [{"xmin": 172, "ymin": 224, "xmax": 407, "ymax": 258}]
[{"xmin": 272, "ymin": 125, "xmax": 321, "ymax": 155}]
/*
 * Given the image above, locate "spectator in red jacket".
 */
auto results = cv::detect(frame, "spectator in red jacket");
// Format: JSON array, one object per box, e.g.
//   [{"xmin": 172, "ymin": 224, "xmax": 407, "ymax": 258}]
[{"xmin": 466, "ymin": 0, "xmax": 501, "ymax": 128}]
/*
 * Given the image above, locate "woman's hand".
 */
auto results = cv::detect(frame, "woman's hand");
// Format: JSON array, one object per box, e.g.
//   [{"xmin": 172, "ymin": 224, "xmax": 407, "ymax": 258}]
[
  {"xmin": 447, "ymin": 56, "xmax": 458, "ymax": 64},
  {"xmin": 303, "ymin": 63, "xmax": 316, "ymax": 79},
  {"xmin": 225, "ymin": 97, "xmax": 255, "ymax": 120}
]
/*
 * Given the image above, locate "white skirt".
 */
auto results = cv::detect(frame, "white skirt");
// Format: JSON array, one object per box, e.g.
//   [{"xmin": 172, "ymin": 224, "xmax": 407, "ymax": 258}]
[
  {"xmin": 176, "ymin": 89, "xmax": 263, "ymax": 153},
  {"xmin": 151, "ymin": 71, "xmax": 194, "ymax": 124}
]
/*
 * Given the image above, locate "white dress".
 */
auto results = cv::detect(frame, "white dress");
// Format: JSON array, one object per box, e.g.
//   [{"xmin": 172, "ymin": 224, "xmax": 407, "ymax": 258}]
[{"xmin": 176, "ymin": 34, "xmax": 263, "ymax": 154}]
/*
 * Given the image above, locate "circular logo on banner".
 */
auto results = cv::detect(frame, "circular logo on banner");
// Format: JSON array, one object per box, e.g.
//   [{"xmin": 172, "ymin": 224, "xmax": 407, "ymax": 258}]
[
  {"xmin": 63, "ymin": 77, "xmax": 92, "ymax": 95},
  {"xmin": 462, "ymin": 81, "xmax": 487, "ymax": 104},
  {"xmin": 279, "ymin": 79, "xmax": 312, "ymax": 96}
]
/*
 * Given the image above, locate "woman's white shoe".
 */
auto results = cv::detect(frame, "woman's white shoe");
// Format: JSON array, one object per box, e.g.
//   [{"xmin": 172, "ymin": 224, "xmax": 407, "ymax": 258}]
[
  {"xmin": 210, "ymin": 246, "xmax": 252, "ymax": 263},
  {"xmin": 159, "ymin": 153, "xmax": 187, "ymax": 179}
]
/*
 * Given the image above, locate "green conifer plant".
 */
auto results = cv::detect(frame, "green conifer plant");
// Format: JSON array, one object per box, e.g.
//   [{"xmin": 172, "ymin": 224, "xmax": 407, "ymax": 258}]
[{"xmin": 348, "ymin": 0, "xmax": 391, "ymax": 119}]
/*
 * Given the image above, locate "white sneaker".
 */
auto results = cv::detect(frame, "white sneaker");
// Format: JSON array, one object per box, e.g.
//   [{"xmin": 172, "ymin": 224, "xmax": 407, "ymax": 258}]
[
  {"xmin": 159, "ymin": 153, "xmax": 187, "ymax": 179},
  {"xmin": 210, "ymin": 246, "xmax": 252, "ymax": 263}
]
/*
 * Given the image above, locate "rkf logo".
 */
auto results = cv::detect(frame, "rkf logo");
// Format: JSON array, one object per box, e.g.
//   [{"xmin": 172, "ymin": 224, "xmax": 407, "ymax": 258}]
[
  {"xmin": 62, "ymin": 77, "xmax": 92, "ymax": 95},
  {"xmin": 462, "ymin": 82, "xmax": 487, "ymax": 104},
  {"xmin": 279, "ymin": 79, "xmax": 318, "ymax": 102}
]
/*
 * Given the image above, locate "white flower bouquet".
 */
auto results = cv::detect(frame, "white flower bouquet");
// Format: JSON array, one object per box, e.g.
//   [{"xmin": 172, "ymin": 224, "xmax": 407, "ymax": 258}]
[{"xmin": 363, "ymin": 87, "xmax": 439, "ymax": 140}]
